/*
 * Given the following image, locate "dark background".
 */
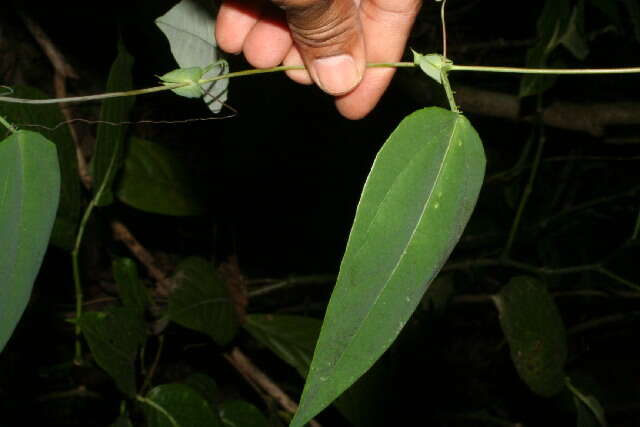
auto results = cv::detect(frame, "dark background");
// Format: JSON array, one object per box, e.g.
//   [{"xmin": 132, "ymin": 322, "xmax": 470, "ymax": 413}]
[{"xmin": 1, "ymin": 0, "xmax": 639, "ymax": 426}]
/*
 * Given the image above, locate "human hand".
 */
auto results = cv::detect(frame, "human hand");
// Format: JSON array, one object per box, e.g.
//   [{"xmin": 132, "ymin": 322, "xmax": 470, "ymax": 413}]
[{"xmin": 216, "ymin": 0, "xmax": 422, "ymax": 119}]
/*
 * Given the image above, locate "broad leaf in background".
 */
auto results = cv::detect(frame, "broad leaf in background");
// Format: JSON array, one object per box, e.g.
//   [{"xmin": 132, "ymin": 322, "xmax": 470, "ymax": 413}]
[
  {"xmin": 519, "ymin": 0, "xmax": 586, "ymax": 97},
  {"xmin": 169, "ymin": 257, "xmax": 239, "ymax": 346},
  {"xmin": 290, "ymin": 107, "xmax": 486, "ymax": 427},
  {"xmin": 559, "ymin": 1, "xmax": 589, "ymax": 60},
  {"xmin": 0, "ymin": 86, "xmax": 80, "ymax": 250},
  {"xmin": 92, "ymin": 41, "xmax": 135, "ymax": 206},
  {"xmin": 116, "ymin": 137, "xmax": 209, "ymax": 216},
  {"xmin": 622, "ymin": 0, "xmax": 640, "ymax": 42},
  {"xmin": 245, "ymin": 314, "xmax": 388, "ymax": 427},
  {"xmin": 219, "ymin": 400, "xmax": 269, "ymax": 427},
  {"xmin": 244, "ymin": 314, "xmax": 321, "ymax": 377},
  {"xmin": 78, "ymin": 307, "xmax": 146, "ymax": 396},
  {"xmin": 0, "ymin": 131, "xmax": 60, "ymax": 352},
  {"xmin": 113, "ymin": 257, "xmax": 148, "ymax": 315},
  {"xmin": 494, "ymin": 276, "xmax": 567, "ymax": 397},
  {"xmin": 144, "ymin": 383, "xmax": 223, "ymax": 427},
  {"xmin": 184, "ymin": 373, "xmax": 221, "ymax": 405},
  {"xmin": 156, "ymin": 0, "xmax": 229, "ymax": 113},
  {"xmin": 111, "ymin": 414, "xmax": 134, "ymax": 427}
]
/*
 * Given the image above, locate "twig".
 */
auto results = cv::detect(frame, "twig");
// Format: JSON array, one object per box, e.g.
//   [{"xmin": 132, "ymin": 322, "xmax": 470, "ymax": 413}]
[
  {"xmin": 18, "ymin": 12, "xmax": 78, "ymax": 79},
  {"xmin": 19, "ymin": 11, "xmax": 92, "ymax": 188},
  {"xmin": 453, "ymin": 86, "xmax": 640, "ymax": 137},
  {"xmin": 502, "ymin": 103, "xmax": 545, "ymax": 257},
  {"xmin": 224, "ymin": 347, "xmax": 322, "ymax": 427},
  {"xmin": 110, "ymin": 220, "xmax": 171, "ymax": 297},
  {"xmin": 443, "ymin": 257, "xmax": 640, "ymax": 291},
  {"xmin": 140, "ymin": 335, "xmax": 164, "ymax": 395},
  {"xmin": 568, "ymin": 310, "xmax": 640, "ymax": 335},
  {"xmin": 538, "ymin": 184, "xmax": 640, "ymax": 229},
  {"xmin": 248, "ymin": 274, "xmax": 336, "ymax": 298}
]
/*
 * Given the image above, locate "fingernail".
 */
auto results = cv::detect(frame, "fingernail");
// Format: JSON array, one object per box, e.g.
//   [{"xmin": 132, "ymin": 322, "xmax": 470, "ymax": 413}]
[{"xmin": 312, "ymin": 54, "xmax": 360, "ymax": 95}]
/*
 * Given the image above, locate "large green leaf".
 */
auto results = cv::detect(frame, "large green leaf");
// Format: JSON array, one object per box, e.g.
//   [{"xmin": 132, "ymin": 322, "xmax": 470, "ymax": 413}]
[
  {"xmin": 244, "ymin": 314, "xmax": 321, "ymax": 378},
  {"xmin": 0, "ymin": 86, "xmax": 80, "ymax": 250},
  {"xmin": 168, "ymin": 257, "xmax": 239, "ymax": 346},
  {"xmin": 92, "ymin": 41, "xmax": 135, "ymax": 206},
  {"xmin": 116, "ymin": 137, "xmax": 209, "ymax": 216},
  {"xmin": 290, "ymin": 107, "xmax": 486, "ymax": 427},
  {"xmin": 143, "ymin": 383, "xmax": 222, "ymax": 427},
  {"xmin": 155, "ymin": 0, "xmax": 228, "ymax": 113},
  {"xmin": 494, "ymin": 276, "xmax": 567, "ymax": 397},
  {"xmin": 78, "ymin": 307, "xmax": 146, "ymax": 396},
  {"xmin": 0, "ymin": 130, "xmax": 60, "ymax": 352}
]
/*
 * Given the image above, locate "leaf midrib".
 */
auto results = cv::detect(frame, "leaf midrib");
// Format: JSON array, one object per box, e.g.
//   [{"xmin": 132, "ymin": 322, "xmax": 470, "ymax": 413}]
[{"xmin": 313, "ymin": 114, "xmax": 461, "ymax": 390}]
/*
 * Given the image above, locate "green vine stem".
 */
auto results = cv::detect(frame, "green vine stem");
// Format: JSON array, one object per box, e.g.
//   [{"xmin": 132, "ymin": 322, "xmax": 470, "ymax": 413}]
[
  {"xmin": 450, "ymin": 64, "xmax": 640, "ymax": 74},
  {"xmin": 0, "ymin": 115, "xmax": 17, "ymax": 133},
  {"xmin": 1, "ymin": 62, "xmax": 638, "ymax": 106},
  {"xmin": 71, "ymin": 137, "xmax": 120, "ymax": 365},
  {"xmin": 502, "ymin": 96, "xmax": 546, "ymax": 258}
]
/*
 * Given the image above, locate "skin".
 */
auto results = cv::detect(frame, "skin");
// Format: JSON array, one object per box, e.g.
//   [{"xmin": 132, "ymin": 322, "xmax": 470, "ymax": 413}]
[{"xmin": 216, "ymin": 0, "xmax": 422, "ymax": 119}]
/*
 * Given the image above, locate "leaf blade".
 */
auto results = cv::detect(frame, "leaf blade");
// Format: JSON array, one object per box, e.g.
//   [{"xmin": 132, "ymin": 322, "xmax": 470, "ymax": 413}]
[
  {"xmin": 0, "ymin": 86, "xmax": 80, "ymax": 250},
  {"xmin": 495, "ymin": 276, "xmax": 568, "ymax": 397},
  {"xmin": 291, "ymin": 107, "xmax": 486, "ymax": 426},
  {"xmin": 168, "ymin": 257, "xmax": 239, "ymax": 346},
  {"xmin": 78, "ymin": 307, "xmax": 146, "ymax": 396},
  {"xmin": 155, "ymin": 0, "xmax": 228, "ymax": 112},
  {"xmin": 144, "ymin": 383, "xmax": 223, "ymax": 427},
  {"xmin": 93, "ymin": 41, "xmax": 135, "ymax": 206},
  {"xmin": 0, "ymin": 130, "xmax": 60, "ymax": 351}
]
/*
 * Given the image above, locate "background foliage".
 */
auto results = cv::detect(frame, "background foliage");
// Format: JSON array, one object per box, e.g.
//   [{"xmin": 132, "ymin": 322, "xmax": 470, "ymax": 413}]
[{"xmin": 0, "ymin": 0, "xmax": 639, "ymax": 426}]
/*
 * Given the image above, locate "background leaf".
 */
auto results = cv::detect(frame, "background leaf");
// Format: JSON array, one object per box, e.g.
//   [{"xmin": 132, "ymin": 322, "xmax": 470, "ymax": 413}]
[
  {"xmin": 291, "ymin": 107, "xmax": 486, "ymax": 426},
  {"xmin": 244, "ymin": 314, "xmax": 320, "ymax": 377},
  {"xmin": 92, "ymin": 41, "xmax": 135, "ymax": 206},
  {"xmin": 115, "ymin": 137, "xmax": 209, "ymax": 216},
  {"xmin": 219, "ymin": 400, "xmax": 269, "ymax": 427},
  {"xmin": 494, "ymin": 276, "xmax": 567, "ymax": 397},
  {"xmin": 0, "ymin": 130, "xmax": 60, "ymax": 352},
  {"xmin": 567, "ymin": 377, "xmax": 608, "ymax": 427},
  {"xmin": 113, "ymin": 257, "xmax": 148, "ymax": 315},
  {"xmin": 155, "ymin": 0, "xmax": 228, "ymax": 113},
  {"xmin": 144, "ymin": 383, "xmax": 222, "ymax": 427},
  {"xmin": 519, "ymin": 0, "xmax": 571, "ymax": 97},
  {"xmin": 78, "ymin": 307, "xmax": 146, "ymax": 396},
  {"xmin": 0, "ymin": 86, "xmax": 80, "ymax": 250},
  {"xmin": 168, "ymin": 257, "xmax": 239, "ymax": 346}
]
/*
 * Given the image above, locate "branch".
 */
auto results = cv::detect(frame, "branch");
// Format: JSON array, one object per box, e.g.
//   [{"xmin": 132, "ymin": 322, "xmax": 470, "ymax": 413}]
[
  {"xmin": 455, "ymin": 86, "xmax": 640, "ymax": 137},
  {"xmin": 110, "ymin": 220, "xmax": 171, "ymax": 297},
  {"xmin": 224, "ymin": 347, "xmax": 323, "ymax": 427}
]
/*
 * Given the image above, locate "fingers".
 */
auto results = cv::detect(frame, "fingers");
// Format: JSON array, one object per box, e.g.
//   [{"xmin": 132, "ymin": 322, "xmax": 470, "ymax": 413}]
[
  {"xmin": 217, "ymin": 0, "xmax": 422, "ymax": 119},
  {"xmin": 273, "ymin": 0, "xmax": 365, "ymax": 95},
  {"xmin": 217, "ymin": 0, "xmax": 293, "ymax": 68},
  {"xmin": 336, "ymin": 0, "xmax": 422, "ymax": 119},
  {"xmin": 242, "ymin": 8, "xmax": 293, "ymax": 68},
  {"xmin": 216, "ymin": 0, "xmax": 261, "ymax": 54}
]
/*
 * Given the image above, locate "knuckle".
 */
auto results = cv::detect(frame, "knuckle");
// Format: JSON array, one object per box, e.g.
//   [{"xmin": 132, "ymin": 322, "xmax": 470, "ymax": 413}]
[{"xmin": 283, "ymin": 1, "xmax": 360, "ymax": 50}]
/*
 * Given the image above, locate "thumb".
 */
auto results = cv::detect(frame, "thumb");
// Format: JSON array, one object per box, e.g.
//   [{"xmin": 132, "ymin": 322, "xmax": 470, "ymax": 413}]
[{"xmin": 272, "ymin": 0, "xmax": 365, "ymax": 95}]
